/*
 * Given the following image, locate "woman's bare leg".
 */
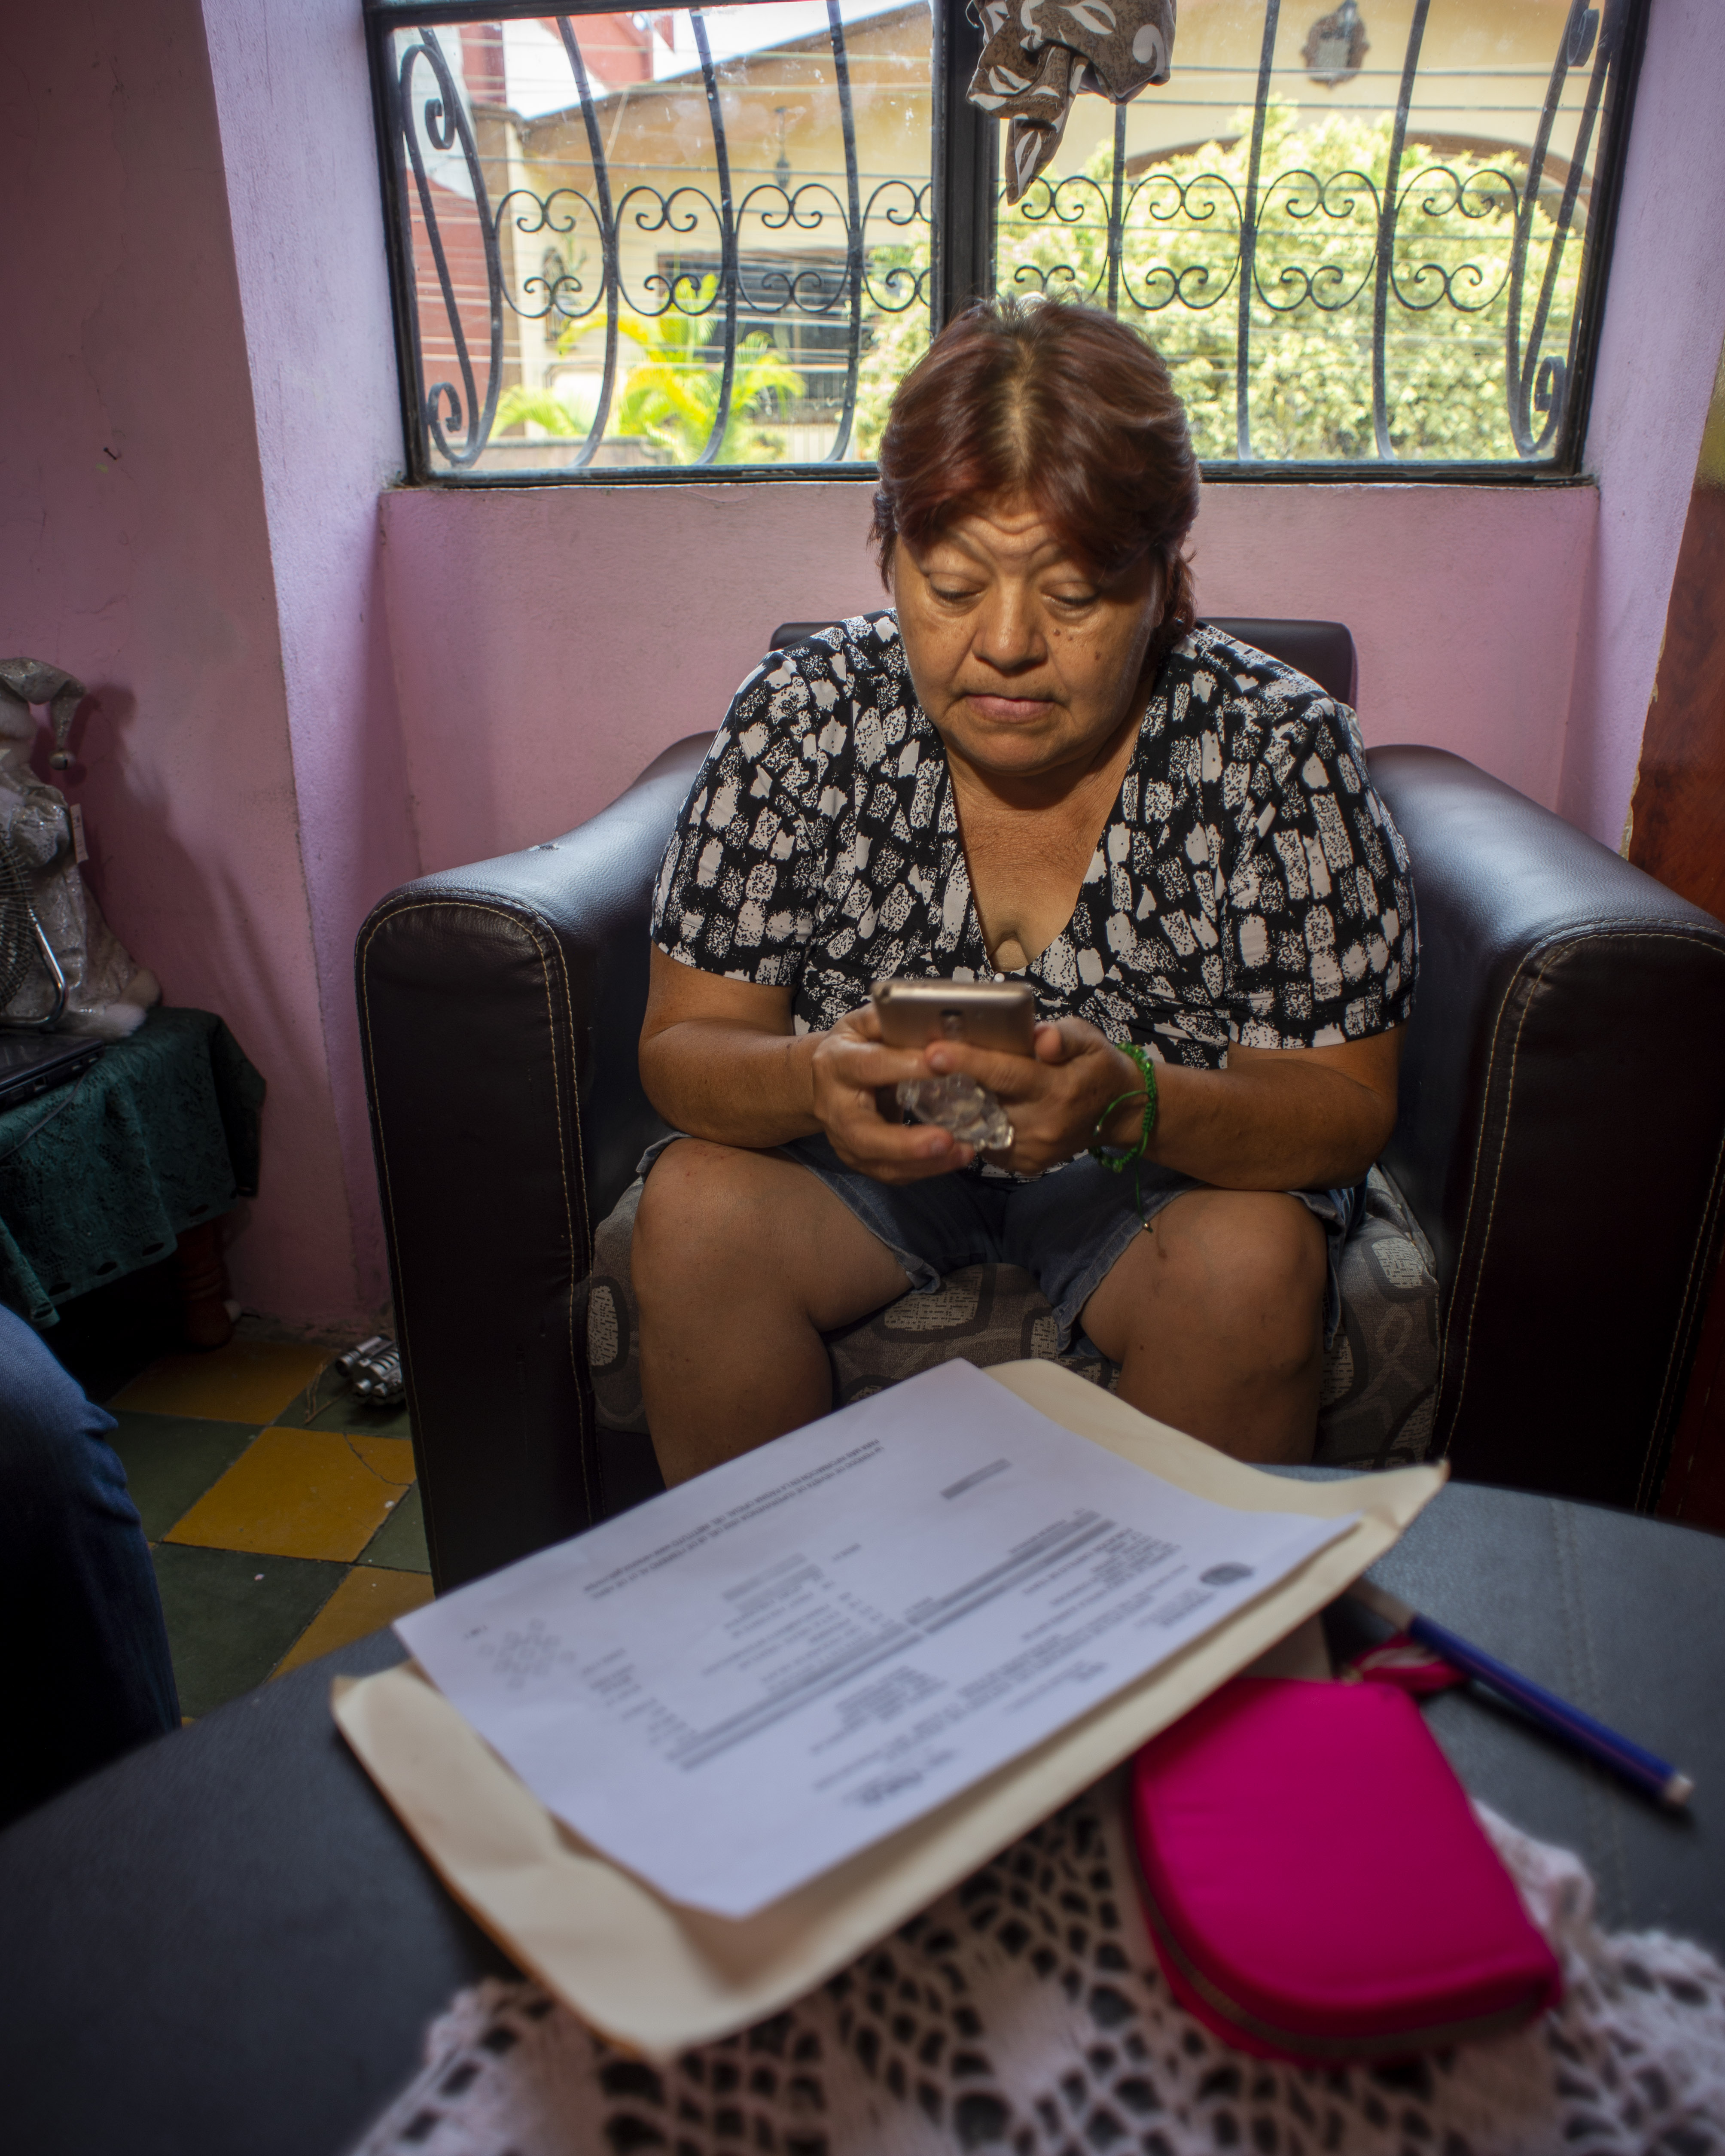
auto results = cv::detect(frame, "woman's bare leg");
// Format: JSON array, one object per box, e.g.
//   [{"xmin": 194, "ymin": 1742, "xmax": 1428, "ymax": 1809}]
[
  {"xmin": 632, "ymin": 1140, "xmax": 913, "ymax": 1485},
  {"xmin": 1080, "ymin": 1189, "xmax": 1327, "ymax": 1464}
]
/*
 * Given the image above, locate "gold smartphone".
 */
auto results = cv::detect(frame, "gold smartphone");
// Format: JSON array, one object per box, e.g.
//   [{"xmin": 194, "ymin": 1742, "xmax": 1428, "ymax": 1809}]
[{"xmin": 871, "ymin": 978, "xmax": 1037, "ymax": 1056}]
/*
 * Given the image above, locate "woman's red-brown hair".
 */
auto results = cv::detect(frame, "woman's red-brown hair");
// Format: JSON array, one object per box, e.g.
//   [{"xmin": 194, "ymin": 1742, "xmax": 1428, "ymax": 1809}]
[{"xmin": 872, "ymin": 296, "xmax": 1198, "ymax": 662}]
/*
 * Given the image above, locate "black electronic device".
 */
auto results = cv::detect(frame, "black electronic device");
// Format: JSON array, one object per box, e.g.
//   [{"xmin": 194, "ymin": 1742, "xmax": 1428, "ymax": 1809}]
[{"xmin": 0, "ymin": 1032, "xmax": 103, "ymax": 1111}]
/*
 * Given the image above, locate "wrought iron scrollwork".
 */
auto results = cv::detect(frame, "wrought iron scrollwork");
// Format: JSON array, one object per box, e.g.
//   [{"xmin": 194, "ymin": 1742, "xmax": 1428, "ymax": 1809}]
[
  {"xmin": 387, "ymin": 3, "xmax": 932, "ymax": 473},
  {"xmin": 1505, "ymin": 0, "xmax": 1621, "ymax": 457},
  {"xmin": 1234, "ymin": 0, "xmax": 1283, "ymax": 457},
  {"xmin": 1369, "ymin": 0, "xmax": 1431, "ymax": 457},
  {"xmin": 995, "ymin": 0, "xmax": 1629, "ymax": 463},
  {"xmin": 1387, "ymin": 164, "xmax": 1521, "ymax": 317},
  {"xmin": 824, "ymin": 0, "xmax": 864, "ymax": 460},
  {"xmin": 392, "ymin": 25, "xmax": 504, "ymax": 467},
  {"xmin": 545, "ymin": 17, "xmax": 619, "ymax": 467},
  {"xmin": 380, "ymin": 0, "xmax": 1630, "ymax": 474},
  {"xmin": 689, "ymin": 11, "xmax": 739, "ymax": 465}
]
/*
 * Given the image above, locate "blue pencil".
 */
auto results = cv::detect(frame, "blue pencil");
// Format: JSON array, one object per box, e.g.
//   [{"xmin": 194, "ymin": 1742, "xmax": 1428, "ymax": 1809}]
[{"xmin": 1347, "ymin": 1576, "xmax": 1695, "ymax": 1810}]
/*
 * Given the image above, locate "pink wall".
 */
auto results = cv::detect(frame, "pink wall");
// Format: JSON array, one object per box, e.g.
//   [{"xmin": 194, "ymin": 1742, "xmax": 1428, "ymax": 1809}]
[
  {"xmin": 1559, "ymin": 0, "xmax": 1725, "ymax": 850},
  {"xmin": 202, "ymin": 0, "xmax": 421, "ymax": 1314},
  {"xmin": 384, "ymin": 477, "xmax": 1597, "ymax": 871},
  {"xmin": 0, "ymin": 0, "xmax": 357, "ymax": 1325},
  {"xmin": 1192, "ymin": 482, "xmax": 1596, "ymax": 812},
  {"xmin": 384, "ymin": 482, "xmax": 887, "ymax": 869}
]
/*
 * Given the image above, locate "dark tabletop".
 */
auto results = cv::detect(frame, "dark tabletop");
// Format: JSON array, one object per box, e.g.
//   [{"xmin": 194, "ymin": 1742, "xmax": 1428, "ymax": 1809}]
[{"xmin": 1, "ymin": 1479, "xmax": 1719, "ymax": 2156}]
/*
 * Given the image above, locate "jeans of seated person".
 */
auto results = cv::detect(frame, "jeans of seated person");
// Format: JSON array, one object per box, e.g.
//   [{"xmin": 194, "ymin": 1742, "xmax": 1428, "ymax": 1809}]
[{"xmin": 0, "ymin": 1302, "xmax": 179, "ymax": 1827}]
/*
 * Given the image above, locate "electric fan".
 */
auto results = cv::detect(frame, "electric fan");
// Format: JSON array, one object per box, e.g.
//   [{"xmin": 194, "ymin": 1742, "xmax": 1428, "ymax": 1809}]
[{"xmin": 0, "ymin": 828, "xmax": 66, "ymax": 1029}]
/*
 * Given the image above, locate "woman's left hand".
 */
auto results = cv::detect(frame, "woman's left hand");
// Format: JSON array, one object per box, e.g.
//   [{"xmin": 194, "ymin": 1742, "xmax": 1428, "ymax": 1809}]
[{"xmin": 925, "ymin": 1017, "xmax": 1144, "ymax": 1174}]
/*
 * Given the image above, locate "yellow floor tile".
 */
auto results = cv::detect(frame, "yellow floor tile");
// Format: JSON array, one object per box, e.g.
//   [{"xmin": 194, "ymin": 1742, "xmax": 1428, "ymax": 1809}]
[
  {"xmin": 112, "ymin": 1340, "xmax": 333, "ymax": 1424},
  {"xmin": 348, "ymin": 1434, "xmax": 416, "ymax": 1485},
  {"xmin": 163, "ymin": 1427, "xmax": 412, "ymax": 1563},
  {"xmin": 272, "ymin": 1566, "xmax": 435, "ymax": 1678}
]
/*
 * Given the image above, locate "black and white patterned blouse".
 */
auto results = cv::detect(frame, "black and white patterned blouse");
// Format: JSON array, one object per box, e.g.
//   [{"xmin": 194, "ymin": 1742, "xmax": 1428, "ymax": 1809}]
[{"xmin": 652, "ymin": 612, "xmax": 1417, "ymax": 1068}]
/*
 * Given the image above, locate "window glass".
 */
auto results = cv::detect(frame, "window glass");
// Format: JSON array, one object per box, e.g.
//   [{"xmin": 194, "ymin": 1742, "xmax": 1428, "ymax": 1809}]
[
  {"xmin": 372, "ymin": 1, "xmax": 1638, "ymax": 478},
  {"xmin": 384, "ymin": 3, "xmax": 932, "ymax": 475},
  {"xmin": 996, "ymin": 0, "xmax": 1625, "ymax": 464}
]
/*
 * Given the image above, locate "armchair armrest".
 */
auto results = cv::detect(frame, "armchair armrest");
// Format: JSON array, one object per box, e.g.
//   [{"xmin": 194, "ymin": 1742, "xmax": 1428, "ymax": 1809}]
[
  {"xmin": 1370, "ymin": 746, "xmax": 1725, "ymax": 1508},
  {"xmin": 355, "ymin": 734, "xmax": 709, "ymax": 1590}
]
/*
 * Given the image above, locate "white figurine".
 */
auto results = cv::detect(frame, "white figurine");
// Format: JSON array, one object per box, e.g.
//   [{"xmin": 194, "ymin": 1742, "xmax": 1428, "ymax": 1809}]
[{"xmin": 0, "ymin": 660, "xmax": 159, "ymax": 1038}]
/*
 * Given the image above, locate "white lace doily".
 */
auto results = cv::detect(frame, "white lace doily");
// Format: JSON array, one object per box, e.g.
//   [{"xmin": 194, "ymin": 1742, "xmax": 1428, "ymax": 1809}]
[{"xmin": 354, "ymin": 1792, "xmax": 1725, "ymax": 2156}]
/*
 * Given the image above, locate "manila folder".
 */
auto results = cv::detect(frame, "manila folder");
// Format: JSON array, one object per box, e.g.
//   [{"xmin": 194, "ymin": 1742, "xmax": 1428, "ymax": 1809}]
[{"xmin": 332, "ymin": 1359, "xmax": 1445, "ymax": 2059}]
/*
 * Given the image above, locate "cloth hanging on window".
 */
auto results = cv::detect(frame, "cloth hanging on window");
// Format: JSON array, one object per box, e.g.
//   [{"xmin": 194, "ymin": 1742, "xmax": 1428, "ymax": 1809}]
[{"xmin": 969, "ymin": 0, "xmax": 1176, "ymax": 204}]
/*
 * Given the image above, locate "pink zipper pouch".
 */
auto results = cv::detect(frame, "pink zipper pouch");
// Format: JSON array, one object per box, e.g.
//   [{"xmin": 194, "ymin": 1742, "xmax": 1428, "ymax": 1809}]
[{"xmin": 1128, "ymin": 1676, "xmax": 1562, "ymax": 2066}]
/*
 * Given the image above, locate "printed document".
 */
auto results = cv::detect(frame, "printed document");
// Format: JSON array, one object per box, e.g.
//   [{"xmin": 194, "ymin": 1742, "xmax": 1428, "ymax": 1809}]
[{"xmin": 398, "ymin": 1361, "xmax": 1356, "ymax": 1915}]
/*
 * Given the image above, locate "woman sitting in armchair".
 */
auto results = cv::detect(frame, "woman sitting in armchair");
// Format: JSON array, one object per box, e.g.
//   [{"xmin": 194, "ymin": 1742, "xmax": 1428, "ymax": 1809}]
[{"xmin": 633, "ymin": 297, "xmax": 1417, "ymax": 1483}]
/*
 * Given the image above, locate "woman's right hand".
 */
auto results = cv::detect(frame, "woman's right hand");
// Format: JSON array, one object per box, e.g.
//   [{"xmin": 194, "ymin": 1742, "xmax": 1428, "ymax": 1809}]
[
  {"xmin": 811, "ymin": 1005, "xmax": 975, "ymax": 1182},
  {"xmin": 639, "ymin": 949, "xmax": 971, "ymax": 1178}
]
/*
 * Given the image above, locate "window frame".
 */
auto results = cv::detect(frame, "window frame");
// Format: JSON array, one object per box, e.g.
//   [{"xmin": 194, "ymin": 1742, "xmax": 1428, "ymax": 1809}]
[{"xmin": 362, "ymin": 0, "xmax": 1651, "ymax": 488}]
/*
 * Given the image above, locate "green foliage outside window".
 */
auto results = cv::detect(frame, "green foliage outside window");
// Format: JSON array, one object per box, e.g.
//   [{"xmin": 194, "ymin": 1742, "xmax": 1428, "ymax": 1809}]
[
  {"xmin": 497, "ymin": 275, "xmax": 804, "ymax": 463},
  {"xmin": 500, "ymin": 102, "xmax": 1583, "ymax": 467},
  {"xmin": 992, "ymin": 100, "xmax": 1583, "ymax": 463},
  {"xmin": 852, "ymin": 260, "xmax": 932, "ymax": 460}
]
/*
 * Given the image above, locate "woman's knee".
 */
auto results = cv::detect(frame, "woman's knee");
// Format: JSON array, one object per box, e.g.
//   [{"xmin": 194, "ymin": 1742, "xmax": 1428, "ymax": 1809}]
[
  {"xmin": 1149, "ymin": 1192, "xmax": 1326, "ymax": 1364},
  {"xmin": 631, "ymin": 1141, "xmax": 788, "ymax": 1307}
]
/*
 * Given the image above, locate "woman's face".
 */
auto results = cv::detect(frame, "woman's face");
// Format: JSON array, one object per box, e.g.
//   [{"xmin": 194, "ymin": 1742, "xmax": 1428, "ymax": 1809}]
[{"xmin": 892, "ymin": 493, "xmax": 1164, "ymax": 787}]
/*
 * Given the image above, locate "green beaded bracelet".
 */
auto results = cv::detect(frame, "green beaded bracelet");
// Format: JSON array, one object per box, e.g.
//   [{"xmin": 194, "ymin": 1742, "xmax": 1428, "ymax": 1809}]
[{"xmin": 1089, "ymin": 1041, "xmax": 1158, "ymax": 1175}]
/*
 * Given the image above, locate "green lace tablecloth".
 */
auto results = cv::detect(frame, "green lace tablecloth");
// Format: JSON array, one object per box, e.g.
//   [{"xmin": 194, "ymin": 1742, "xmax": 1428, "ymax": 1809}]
[{"xmin": 0, "ymin": 1007, "xmax": 264, "ymax": 1325}]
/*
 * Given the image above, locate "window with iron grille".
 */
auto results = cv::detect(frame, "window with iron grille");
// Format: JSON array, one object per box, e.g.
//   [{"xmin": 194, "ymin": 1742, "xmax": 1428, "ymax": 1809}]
[{"xmin": 363, "ymin": 0, "xmax": 1646, "ymax": 482}]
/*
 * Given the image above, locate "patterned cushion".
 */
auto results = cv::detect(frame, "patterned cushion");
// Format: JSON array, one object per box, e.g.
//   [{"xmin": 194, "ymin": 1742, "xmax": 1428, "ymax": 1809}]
[{"xmin": 586, "ymin": 1163, "xmax": 1438, "ymax": 1471}]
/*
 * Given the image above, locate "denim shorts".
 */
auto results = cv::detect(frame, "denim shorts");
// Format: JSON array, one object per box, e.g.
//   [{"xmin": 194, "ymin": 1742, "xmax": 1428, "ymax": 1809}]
[{"xmin": 638, "ymin": 1133, "xmax": 1359, "ymax": 1358}]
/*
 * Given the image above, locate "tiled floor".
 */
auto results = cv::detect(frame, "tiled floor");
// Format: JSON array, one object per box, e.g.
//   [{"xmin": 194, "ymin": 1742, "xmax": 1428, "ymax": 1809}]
[{"xmin": 104, "ymin": 1339, "xmax": 432, "ymax": 1719}]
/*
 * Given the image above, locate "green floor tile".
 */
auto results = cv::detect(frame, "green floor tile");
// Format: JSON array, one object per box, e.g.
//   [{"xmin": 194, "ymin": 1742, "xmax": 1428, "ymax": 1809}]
[
  {"xmin": 108, "ymin": 1412, "xmax": 262, "ymax": 1540},
  {"xmin": 304, "ymin": 1392, "xmax": 412, "ymax": 1440},
  {"xmin": 358, "ymin": 1481, "xmax": 429, "ymax": 1573},
  {"xmin": 149, "ymin": 1544, "xmax": 347, "ymax": 1718}
]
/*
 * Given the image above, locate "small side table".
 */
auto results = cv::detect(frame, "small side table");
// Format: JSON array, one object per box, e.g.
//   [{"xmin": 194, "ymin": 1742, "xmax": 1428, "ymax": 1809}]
[{"xmin": 0, "ymin": 1007, "xmax": 264, "ymax": 1343}]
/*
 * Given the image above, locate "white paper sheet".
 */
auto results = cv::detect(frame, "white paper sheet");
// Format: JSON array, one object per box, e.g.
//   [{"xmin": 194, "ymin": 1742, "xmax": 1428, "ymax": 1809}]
[{"xmin": 397, "ymin": 1361, "xmax": 1355, "ymax": 1916}]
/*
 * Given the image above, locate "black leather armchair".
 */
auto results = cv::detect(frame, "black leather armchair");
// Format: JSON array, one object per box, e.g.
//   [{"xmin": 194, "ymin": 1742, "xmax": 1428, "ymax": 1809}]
[{"xmin": 357, "ymin": 621, "xmax": 1725, "ymax": 1591}]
